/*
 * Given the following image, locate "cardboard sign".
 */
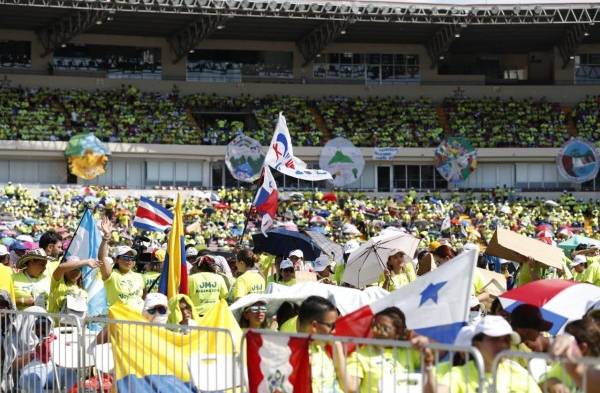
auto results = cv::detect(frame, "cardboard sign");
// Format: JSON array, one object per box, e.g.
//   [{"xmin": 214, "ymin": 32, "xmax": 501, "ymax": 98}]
[
  {"xmin": 486, "ymin": 228, "xmax": 564, "ymax": 270},
  {"xmin": 295, "ymin": 271, "xmax": 317, "ymax": 282},
  {"xmin": 417, "ymin": 253, "xmax": 436, "ymax": 276},
  {"xmin": 476, "ymin": 268, "xmax": 507, "ymax": 297}
]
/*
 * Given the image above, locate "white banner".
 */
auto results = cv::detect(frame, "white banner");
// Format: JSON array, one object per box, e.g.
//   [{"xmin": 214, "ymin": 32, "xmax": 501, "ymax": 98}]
[
  {"xmin": 319, "ymin": 137, "xmax": 365, "ymax": 187},
  {"xmin": 373, "ymin": 147, "xmax": 400, "ymax": 161}
]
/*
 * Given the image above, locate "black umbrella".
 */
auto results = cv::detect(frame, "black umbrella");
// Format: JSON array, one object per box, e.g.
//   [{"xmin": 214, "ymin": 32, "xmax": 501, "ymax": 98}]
[{"xmin": 252, "ymin": 228, "xmax": 322, "ymax": 260}]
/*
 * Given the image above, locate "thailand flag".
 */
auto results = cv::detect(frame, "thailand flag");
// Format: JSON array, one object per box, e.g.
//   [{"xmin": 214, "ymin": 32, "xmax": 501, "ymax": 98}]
[
  {"xmin": 253, "ymin": 166, "xmax": 278, "ymax": 236},
  {"xmin": 133, "ymin": 197, "xmax": 174, "ymax": 232},
  {"xmin": 65, "ymin": 209, "xmax": 106, "ymax": 318},
  {"xmin": 335, "ymin": 249, "xmax": 477, "ymax": 344},
  {"xmin": 246, "ymin": 330, "xmax": 311, "ymax": 393},
  {"xmin": 499, "ymin": 279, "xmax": 600, "ymax": 335}
]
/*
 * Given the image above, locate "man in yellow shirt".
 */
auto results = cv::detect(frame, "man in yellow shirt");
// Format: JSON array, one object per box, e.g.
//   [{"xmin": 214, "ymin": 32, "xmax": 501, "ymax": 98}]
[
  {"xmin": 188, "ymin": 256, "xmax": 228, "ymax": 316},
  {"xmin": 419, "ymin": 315, "xmax": 541, "ymax": 393},
  {"xmin": 99, "ymin": 218, "xmax": 144, "ymax": 311},
  {"xmin": 230, "ymin": 249, "xmax": 265, "ymax": 302},
  {"xmin": 38, "ymin": 230, "xmax": 64, "ymax": 275}
]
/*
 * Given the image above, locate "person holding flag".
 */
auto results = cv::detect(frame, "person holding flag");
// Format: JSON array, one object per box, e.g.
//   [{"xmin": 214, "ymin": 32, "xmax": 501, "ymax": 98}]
[
  {"xmin": 47, "ymin": 255, "xmax": 100, "ymax": 314},
  {"xmin": 98, "ymin": 217, "xmax": 144, "ymax": 311}
]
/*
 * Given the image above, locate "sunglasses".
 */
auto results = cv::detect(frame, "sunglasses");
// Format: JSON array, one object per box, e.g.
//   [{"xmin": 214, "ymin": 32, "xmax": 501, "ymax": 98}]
[
  {"xmin": 119, "ymin": 255, "xmax": 136, "ymax": 261},
  {"xmin": 147, "ymin": 306, "xmax": 167, "ymax": 315},
  {"xmin": 247, "ymin": 306, "xmax": 267, "ymax": 313},
  {"xmin": 282, "ymin": 268, "xmax": 294, "ymax": 273}
]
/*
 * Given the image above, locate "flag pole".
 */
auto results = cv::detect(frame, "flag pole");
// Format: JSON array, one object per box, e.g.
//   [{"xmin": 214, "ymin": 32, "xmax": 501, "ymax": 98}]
[{"xmin": 238, "ymin": 169, "xmax": 265, "ymax": 246}]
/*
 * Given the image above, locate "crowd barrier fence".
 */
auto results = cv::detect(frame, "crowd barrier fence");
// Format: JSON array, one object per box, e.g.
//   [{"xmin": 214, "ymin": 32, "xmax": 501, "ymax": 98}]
[{"xmin": 3, "ymin": 309, "xmax": 598, "ymax": 393}]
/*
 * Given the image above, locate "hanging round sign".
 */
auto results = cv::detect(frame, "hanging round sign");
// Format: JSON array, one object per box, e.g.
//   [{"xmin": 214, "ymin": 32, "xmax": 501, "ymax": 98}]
[
  {"xmin": 557, "ymin": 138, "xmax": 600, "ymax": 183},
  {"xmin": 434, "ymin": 137, "xmax": 477, "ymax": 184},
  {"xmin": 225, "ymin": 134, "xmax": 265, "ymax": 183},
  {"xmin": 319, "ymin": 137, "xmax": 364, "ymax": 187}
]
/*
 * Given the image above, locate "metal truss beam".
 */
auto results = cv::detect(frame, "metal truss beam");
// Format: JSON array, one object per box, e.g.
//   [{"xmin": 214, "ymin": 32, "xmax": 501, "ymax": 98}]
[
  {"xmin": 557, "ymin": 24, "xmax": 589, "ymax": 69},
  {"xmin": 296, "ymin": 20, "xmax": 348, "ymax": 66},
  {"xmin": 168, "ymin": 15, "xmax": 225, "ymax": 63},
  {"xmin": 426, "ymin": 24, "xmax": 461, "ymax": 69},
  {"xmin": 6, "ymin": 1, "xmax": 600, "ymax": 25},
  {"xmin": 36, "ymin": 10, "xmax": 107, "ymax": 57}
]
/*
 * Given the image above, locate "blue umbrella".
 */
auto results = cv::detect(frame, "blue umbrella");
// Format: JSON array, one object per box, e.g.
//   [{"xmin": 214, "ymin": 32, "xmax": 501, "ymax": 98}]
[{"xmin": 252, "ymin": 228, "xmax": 322, "ymax": 260}]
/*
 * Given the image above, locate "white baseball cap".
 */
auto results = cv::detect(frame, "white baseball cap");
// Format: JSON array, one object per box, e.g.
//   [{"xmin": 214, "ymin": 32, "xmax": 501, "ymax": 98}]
[
  {"xmin": 143, "ymin": 293, "xmax": 168, "ymax": 311},
  {"xmin": 113, "ymin": 245, "xmax": 137, "ymax": 258},
  {"xmin": 280, "ymin": 259, "xmax": 294, "ymax": 270},
  {"xmin": 289, "ymin": 249, "xmax": 304, "ymax": 259},
  {"xmin": 0, "ymin": 245, "xmax": 8, "ymax": 257},
  {"xmin": 454, "ymin": 325, "xmax": 475, "ymax": 347},
  {"xmin": 313, "ymin": 255, "xmax": 335, "ymax": 272},
  {"xmin": 572, "ymin": 255, "xmax": 587, "ymax": 266},
  {"xmin": 185, "ymin": 247, "xmax": 199, "ymax": 258},
  {"xmin": 473, "ymin": 316, "xmax": 520, "ymax": 344}
]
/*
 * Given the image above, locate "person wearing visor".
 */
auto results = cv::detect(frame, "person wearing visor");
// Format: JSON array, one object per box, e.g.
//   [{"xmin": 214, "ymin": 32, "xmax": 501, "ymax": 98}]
[
  {"xmin": 279, "ymin": 259, "xmax": 296, "ymax": 286},
  {"xmin": 380, "ymin": 249, "xmax": 416, "ymax": 291},
  {"xmin": 13, "ymin": 249, "xmax": 51, "ymax": 310},
  {"xmin": 188, "ymin": 255, "xmax": 228, "ymax": 317},
  {"xmin": 313, "ymin": 255, "xmax": 335, "ymax": 285},
  {"xmin": 99, "ymin": 217, "xmax": 144, "ymax": 311},
  {"xmin": 142, "ymin": 293, "xmax": 170, "ymax": 324},
  {"xmin": 418, "ymin": 315, "xmax": 541, "ymax": 393},
  {"xmin": 47, "ymin": 255, "xmax": 99, "ymax": 314}
]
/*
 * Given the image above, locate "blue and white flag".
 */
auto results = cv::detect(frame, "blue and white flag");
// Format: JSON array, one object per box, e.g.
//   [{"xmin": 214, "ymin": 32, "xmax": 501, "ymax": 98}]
[
  {"xmin": 335, "ymin": 249, "xmax": 477, "ymax": 344},
  {"xmin": 264, "ymin": 113, "xmax": 333, "ymax": 182},
  {"xmin": 65, "ymin": 209, "xmax": 106, "ymax": 317}
]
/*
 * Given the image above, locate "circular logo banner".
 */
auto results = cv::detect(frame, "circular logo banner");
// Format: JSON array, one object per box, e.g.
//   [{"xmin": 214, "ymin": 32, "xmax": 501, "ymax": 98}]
[
  {"xmin": 225, "ymin": 134, "xmax": 265, "ymax": 183},
  {"xmin": 434, "ymin": 137, "xmax": 477, "ymax": 184},
  {"xmin": 557, "ymin": 138, "xmax": 600, "ymax": 183},
  {"xmin": 319, "ymin": 137, "xmax": 364, "ymax": 187}
]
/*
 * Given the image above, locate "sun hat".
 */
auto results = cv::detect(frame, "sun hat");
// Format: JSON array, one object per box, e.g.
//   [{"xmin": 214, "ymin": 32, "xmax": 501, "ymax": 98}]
[{"xmin": 16, "ymin": 248, "xmax": 51, "ymax": 269}]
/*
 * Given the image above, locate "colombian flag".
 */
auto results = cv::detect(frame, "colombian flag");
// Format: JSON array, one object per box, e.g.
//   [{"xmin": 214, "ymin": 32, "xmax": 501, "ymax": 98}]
[
  {"xmin": 159, "ymin": 194, "xmax": 188, "ymax": 299},
  {"xmin": 109, "ymin": 300, "xmax": 242, "ymax": 392}
]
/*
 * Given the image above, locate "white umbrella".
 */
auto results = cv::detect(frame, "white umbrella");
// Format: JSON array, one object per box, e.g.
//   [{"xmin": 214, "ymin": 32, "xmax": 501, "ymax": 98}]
[
  {"xmin": 229, "ymin": 282, "xmax": 388, "ymax": 321},
  {"xmin": 342, "ymin": 232, "xmax": 420, "ymax": 289}
]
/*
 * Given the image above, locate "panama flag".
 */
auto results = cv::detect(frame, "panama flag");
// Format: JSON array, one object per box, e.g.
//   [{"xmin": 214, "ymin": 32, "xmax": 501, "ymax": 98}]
[
  {"xmin": 253, "ymin": 166, "xmax": 278, "ymax": 236},
  {"xmin": 246, "ymin": 330, "xmax": 311, "ymax": 393},
  {"xmin": 265, "ymin": 113, "xmax": 332, "ymax": 182},
  {"xmin": 65, "ymin": 209, "xmax": 106, "ymax": 318},
  {"xmin": 133, "ymin": 196, "xmax": 174, "ymax": 232},
  {"xmin": 335, "ymin": 249, "xmax": 477, "ymax": 344}
]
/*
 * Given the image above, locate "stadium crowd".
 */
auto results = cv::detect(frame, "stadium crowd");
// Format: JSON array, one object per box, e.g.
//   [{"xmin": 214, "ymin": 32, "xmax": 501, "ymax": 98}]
[
  {"xmin": 2, "ymin": 87, "xmax": 600, "ymax": 147},
  {"xmin": 0, "ymin": 184, "xmax": 599, "ymax": 392}
]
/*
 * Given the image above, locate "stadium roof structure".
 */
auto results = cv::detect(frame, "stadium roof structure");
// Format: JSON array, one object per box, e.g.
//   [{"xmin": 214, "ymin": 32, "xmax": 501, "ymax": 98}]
[{"xmin": 1, "ymin": 1, "xmax": 599, "ymax": 65}]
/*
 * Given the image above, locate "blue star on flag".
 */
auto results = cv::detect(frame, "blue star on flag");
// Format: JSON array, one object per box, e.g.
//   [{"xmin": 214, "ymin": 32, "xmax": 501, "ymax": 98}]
[{"xmin": 419, "ymin": 281, "xmax": 448, "ymax": 306}]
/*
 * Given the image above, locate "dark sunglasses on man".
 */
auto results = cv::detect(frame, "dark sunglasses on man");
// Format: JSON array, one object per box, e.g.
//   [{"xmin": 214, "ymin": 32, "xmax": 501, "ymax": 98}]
[
  {"xmin": 119, "ymin": 255, "xmax": 136, "ymax": 261},
  {"xmin": 147, "ymin": 305, "xmax": 168, "ymax": 315}
]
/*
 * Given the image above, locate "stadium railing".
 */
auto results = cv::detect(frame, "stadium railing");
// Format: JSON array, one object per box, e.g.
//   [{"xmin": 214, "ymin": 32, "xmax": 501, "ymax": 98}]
[{"xmin": 492, "ymin": 349, "xmax": 600, "ymax": 393}]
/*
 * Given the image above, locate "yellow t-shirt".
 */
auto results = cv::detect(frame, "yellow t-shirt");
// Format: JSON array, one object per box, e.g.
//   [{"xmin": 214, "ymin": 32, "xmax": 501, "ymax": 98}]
[
  {"xmin": 346, "ymin": 346, "xmax": 421, "ymax": 393},
  {"xmin": 333, "ymin": 263, "xmax": 345, "ymax": 285},
  {"xmin": 12, "ymin": 271, "xmax": 51, "ymax": 310},
  {"xmin": 310, "ymin": 343, "xmax": 341, "ymax": 393},
  {"xmin": 188, "ymin": 272, "xmax": 228, "ymax": 316},
  {"xmin": 142, "ymin": 271, "xmax": 161, "ymax": 294},
  {"xmin": 440, "ymin": 360, "xmax": 542, "ymax": 393},
  {"xmin": 378, "ymin": 264, "xmax": 416, "ymax": 291},
  {"xmin": 279, "ymin": 316, "xmax": 297, "ymax": 333},
  {"xmin": 582, "ymin": 259, "xmax": 600, "ymax": 286},
  {"xmin": 47, "ymin": 276, "xmax": 88, "ymax": 314},
  {"xmin": 540, "ymin": 362, "xmax": 576, "ymax": 391},
  {"xmin": 229, "ymin": 270, "xmax": 265, "ymax": 301},
  {"xmin": 0, "ymin": 264, "xmax": 15, "ymax": 302},
  {"xmin": 104, "ymin": 270, "xmax": 144, "ymax": 311}
]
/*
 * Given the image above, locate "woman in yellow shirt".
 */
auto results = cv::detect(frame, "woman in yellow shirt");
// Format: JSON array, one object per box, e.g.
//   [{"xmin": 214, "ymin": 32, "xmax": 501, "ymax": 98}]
[
  {"xmin": 380, "ymin": 250, "xmax": 416, "ymax": 291},
  {"xmin": 12, "ymin": 249, "xmax": 51, "ymax": 310},
  {"xmin": 47, "ymin": 256, "xmax": 99, "ymax": 314},
  {"xmin": 229, "ymin": 249, "xmax": 265, "ymax": 302}
]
